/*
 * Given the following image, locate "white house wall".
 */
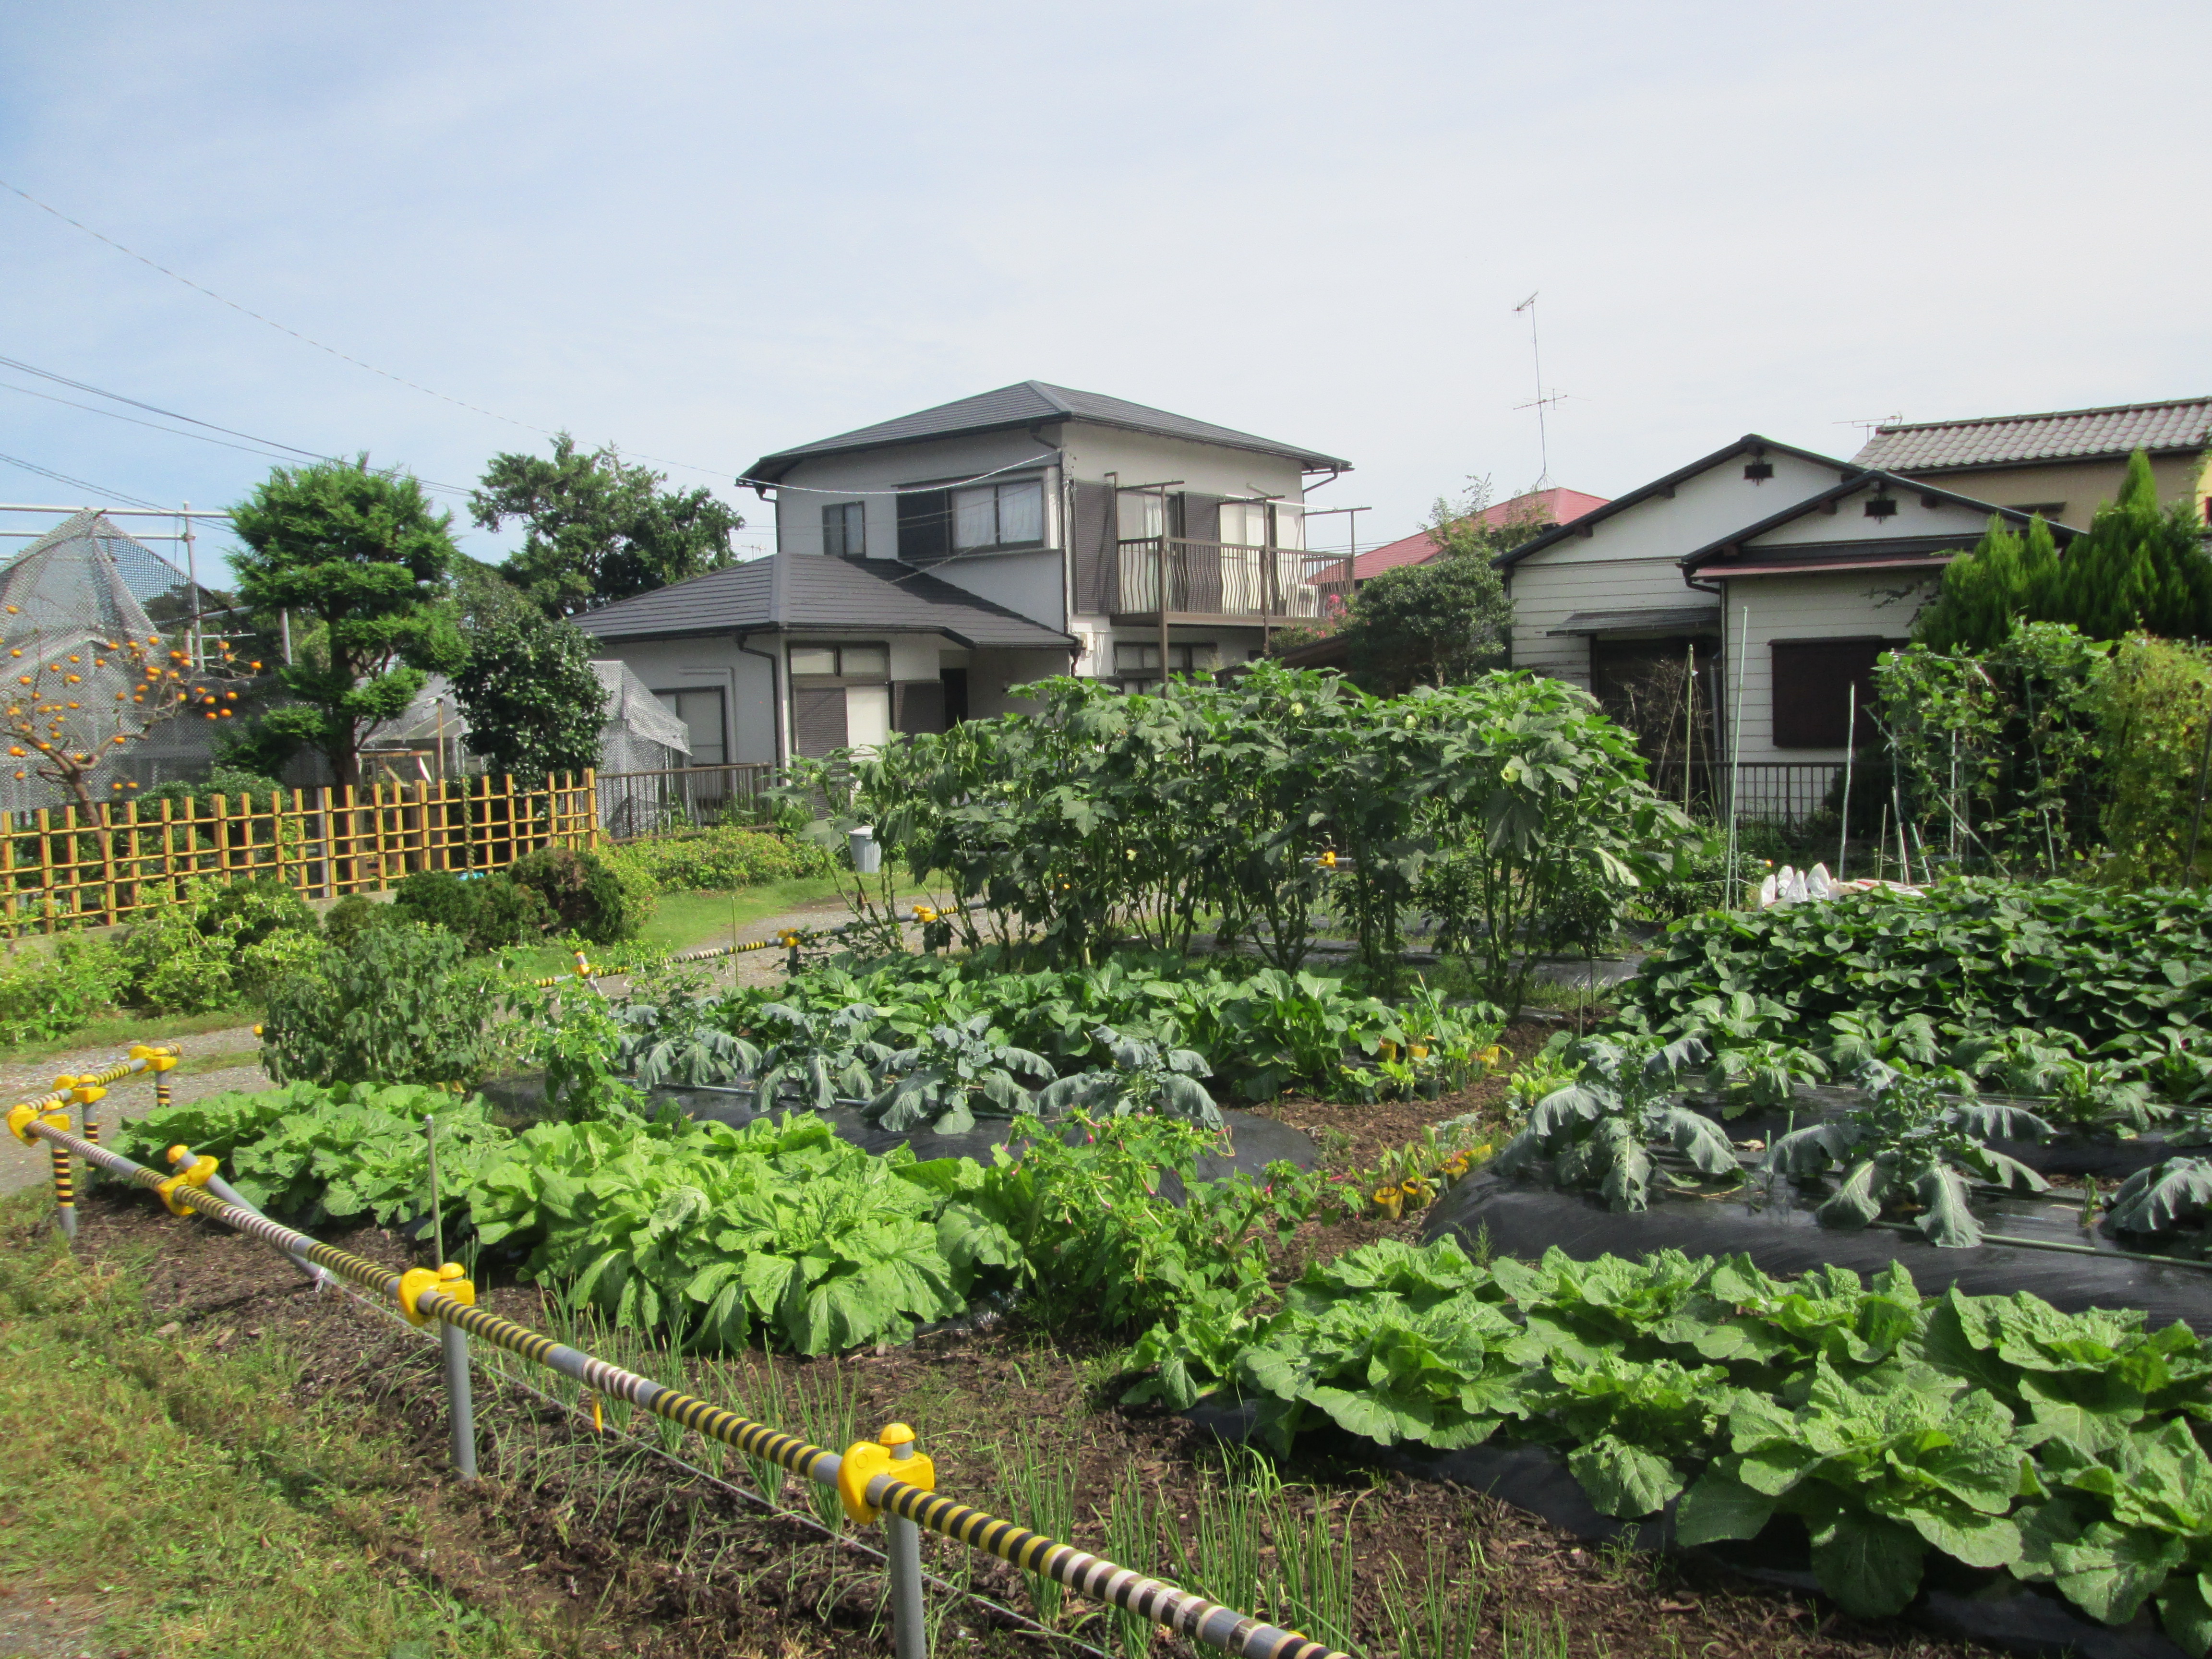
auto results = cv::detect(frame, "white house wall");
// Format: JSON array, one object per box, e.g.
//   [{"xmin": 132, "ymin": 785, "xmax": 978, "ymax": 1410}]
[
  {"xmin": 589, "ymin": 634, "xmax": 780, "ymax": 768},
  {"xmin": 1749, "ymin": 488, "xmax": 2004, "ymax": 546},
  {"xmin": 1507, "ymin": 558, "xmax": 1701, "ymax": 685},
  {"xmin": 769, "ymin": 429, "xmax": 1064, "ymax": 567},
  {"xmin": 1503, "ymin": 445, "xmax": 1847, "ymax": 674},
  {"xmin": 1717, "ymin": 572, "xmax": 1936, "ymax": 767}
]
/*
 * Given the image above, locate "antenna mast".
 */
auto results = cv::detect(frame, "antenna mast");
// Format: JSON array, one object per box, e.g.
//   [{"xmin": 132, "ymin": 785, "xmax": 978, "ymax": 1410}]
[{"xmin": 1513, "ymin": 292, "xmax": 1564, "ymax": 487}]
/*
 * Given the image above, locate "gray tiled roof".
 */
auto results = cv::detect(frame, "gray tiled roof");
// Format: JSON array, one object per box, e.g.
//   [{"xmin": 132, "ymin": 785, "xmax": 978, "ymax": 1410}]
[
  {"xmin": 573, "ymin": 553, "xmax": 1075, "ymax": 650},
  {"xmin": 743, "ymin": 381, "xmax": 1349, "ymax": 482},
  {"xmin": 1853, "ymin": 397, "xmax": 2212, "ymax": 472}
]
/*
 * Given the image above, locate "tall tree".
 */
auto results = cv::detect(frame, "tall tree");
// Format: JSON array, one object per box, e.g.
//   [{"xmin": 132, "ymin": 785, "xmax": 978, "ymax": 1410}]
[
  {"xmin": 1334, "ymin": 483, "xmax": 1522, "ymax": 694},
  {"xmin": 1915, "ymin": 451, "xmax": 2212, "ymax": 652},
  {"xmin": 471, "ymin": 434, "xmax": 743, "ymax": 617},
  {"xmin": 452, "ymin": 595, "xmax": 609, "ymax": 785},
  {"xmin": 229, "ymin": 458, "xmax": 466, "ymax": 791}
]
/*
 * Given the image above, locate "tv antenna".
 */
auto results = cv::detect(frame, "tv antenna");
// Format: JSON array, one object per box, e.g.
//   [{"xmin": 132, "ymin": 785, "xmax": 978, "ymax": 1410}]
[{"xmin": 1513, "ymin": 292, "xmax": 1569, "ymax": 486}]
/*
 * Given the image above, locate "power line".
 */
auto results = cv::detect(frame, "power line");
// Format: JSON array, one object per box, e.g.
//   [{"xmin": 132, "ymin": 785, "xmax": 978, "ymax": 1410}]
[
  {"xmin": 0, "ymin": 373, "xmax": 475, "ymax": 500},
  {"xmin": 0, "ymin": 176, "xmax": 734, "ymax": 485},
  {"xmin": 0, "ymin": 451, "xmax": 166, "ymax": 510},
  {"xmin": 0, "ymin": 353, "xmax": 328, "ymax": 462}
]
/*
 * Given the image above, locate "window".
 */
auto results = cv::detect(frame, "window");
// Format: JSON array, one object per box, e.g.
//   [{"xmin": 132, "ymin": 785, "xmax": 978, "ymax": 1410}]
[
  {"xmin": 787, "ymin": 643, "xmax": 888, "ymax": 679},
  {"xmin": 821, "ymin": 501, "xmax": 865, "ymax": 557},
  {"xmin": 950, "ymin": 478, "xmax": 1046, "ymax": 551},
  {"xmin": 1117, "ymin": 489, "xmax": 1164, "ymax": 541},
  {"xmin": 1219, "ymin": 502, "xmax": 1267, "ymax": 547},
  {"xmin": 1769, "ymin": 638, "xmax": 1890, "ymax": 750},
  {"xmin": 1112, "ymin": 640, "xmax": 1214, "ymax": 692},
  {"xmin": 1218, "ymin": 502, "xmax": 1304, "ymax": 548},
  {"xmin": 651, "ymin": 686, "xmax": 727, "ymax": 767}
]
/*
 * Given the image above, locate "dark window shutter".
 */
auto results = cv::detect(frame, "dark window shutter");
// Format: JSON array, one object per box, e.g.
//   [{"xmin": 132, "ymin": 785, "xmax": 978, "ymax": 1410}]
[
  {"xmin": 1181, "ymin": 493, "xmax": 1226, "ymax": 543},
  {"xmin": 793, "ymin": 686, "xmax": 848, "ymax": 757},
  {"xmin": 1070, "ymin": 480, "xmax": 1114, "ymax": 613},
  {"xmin": 894, "ymin": 681, "xmax": 945, "ymax": 735},
  {"xmin": 896, "ymin": 489, "xmax": 950, "ymax": 565},
  {"xmin": 1770, "ymin": 638, "xmax": 1889, "ymax": 749}
]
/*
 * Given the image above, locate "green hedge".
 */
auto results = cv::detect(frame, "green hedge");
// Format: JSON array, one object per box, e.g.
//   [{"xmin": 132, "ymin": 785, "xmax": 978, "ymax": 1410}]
[{"xmin": 601, "ymin": 824, "xmax": 836, "ymax": 893}]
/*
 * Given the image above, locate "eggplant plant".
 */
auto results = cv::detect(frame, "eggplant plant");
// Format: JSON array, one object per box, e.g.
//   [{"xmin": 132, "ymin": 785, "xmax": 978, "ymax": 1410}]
[
  {"xmin": 866, "ymin": 1012, "xmax": 1056, "ymax": 1134},
  {"xmin": 1491, "ymin": 1034, "xmax": 1741, "ymax": 1211},
  {"xmin": 1767, "ymin": 1064, "xmax": 2053, "ymax": 1247},
  {"xmin": 1035, "ymin": 1025, "xmax": 1221, "ymax": 1128}
]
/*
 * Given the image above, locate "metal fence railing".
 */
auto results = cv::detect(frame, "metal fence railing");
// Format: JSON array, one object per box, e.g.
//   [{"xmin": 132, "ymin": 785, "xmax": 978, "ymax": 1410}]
[
  {"xmin": 1651, "ymin": 761, "xmax": 1843, "ymax": 832},
  {"xmin": 1113, "ymin": 540, "xmax": 1350, "ymax": 621},
  {"xmin": 596, "ymin": 763, "xmax": 776, "ymax": 837},
  {"xmin": 0, "ymin": 771, "xmax": 598, "ymax": 934}
]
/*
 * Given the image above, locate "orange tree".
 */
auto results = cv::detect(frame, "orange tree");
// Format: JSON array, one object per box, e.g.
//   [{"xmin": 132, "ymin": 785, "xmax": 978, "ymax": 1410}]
[{"xmin": 0, "ymin": 609, "xmax": 260, "ymax": 817}]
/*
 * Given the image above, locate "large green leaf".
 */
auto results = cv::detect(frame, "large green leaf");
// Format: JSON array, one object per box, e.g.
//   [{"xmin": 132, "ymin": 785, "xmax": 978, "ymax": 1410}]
[
  {"xmin": 1567, "ymin": 1433, "xmax": 1683, "ymax": 1519},
  {"xmin": 1808, "ymin": 1509, "xmax": 1925, "ymax": 1618}
]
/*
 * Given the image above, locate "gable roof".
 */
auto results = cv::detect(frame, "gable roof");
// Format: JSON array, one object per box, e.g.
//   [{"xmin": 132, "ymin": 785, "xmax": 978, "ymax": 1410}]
[
  {"xmin": 1853, "ymin": 397, "xmax": 2212, "ymax": 473},
  {"xmin": 1680, "ymin": 470, "xmax": 2080, "ymax": 577},
  {"xmin": 1350, "ymin": 487, "xmax": 1609, "ymax": 582},
  {"xmin": 742, "ymin": 381, "xmax": 1350, "ymax": 485},
  {"xmin": 573, "ymin": 553, "xmax": 1076, "ymax": 650},
  {"xmin": 1493, "ymin": 435, "xmax": 1859, "ymax": 568}
]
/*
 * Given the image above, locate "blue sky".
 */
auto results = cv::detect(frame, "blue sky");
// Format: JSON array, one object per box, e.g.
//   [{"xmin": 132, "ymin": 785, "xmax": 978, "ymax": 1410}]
[{"xmin": 2, "ymin": 0, "xmax": 2206, "ymax": 582}]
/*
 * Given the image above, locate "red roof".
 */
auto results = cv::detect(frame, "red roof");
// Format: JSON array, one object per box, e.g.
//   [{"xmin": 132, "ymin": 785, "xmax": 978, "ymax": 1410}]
[{"xmin": 1345, "ymin": 487, "xmax": 1608, "ymax": 582}]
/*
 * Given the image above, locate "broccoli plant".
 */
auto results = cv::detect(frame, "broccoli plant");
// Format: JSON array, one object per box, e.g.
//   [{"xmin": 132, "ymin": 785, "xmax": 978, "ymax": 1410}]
[
  {"xmin": 615, "ymin": 965, "xmax": 759, "ymax": 1089},
  {"xmin": 2105, "ymin": 1157, "xmax": 2212, "ymax": 1238},
  {"xmin": 866, "ymin": 1012, "xmax": 1055, "ymax": 1135},
  {"xmin": 1035, "ymin": 1025, "xmax": 1221, "ymax": 1128},
  {"xmin": 749, "ymin": 1002, "xmax": 893, "ymax": 1112},
  {"xmin": 1767, "ymin": 1064, "xmax": 2053, "ymax": 1247},
  {"xmin": 1492, "ymin": 1034, "xmax": 1741, "ymax": 1211}
]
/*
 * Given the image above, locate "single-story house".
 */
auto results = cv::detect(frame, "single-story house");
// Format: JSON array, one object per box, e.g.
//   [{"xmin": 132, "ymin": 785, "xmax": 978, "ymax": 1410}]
[{"xmin": 1496, "ymin": 436, "xmax": 2079, "ymax": 820}]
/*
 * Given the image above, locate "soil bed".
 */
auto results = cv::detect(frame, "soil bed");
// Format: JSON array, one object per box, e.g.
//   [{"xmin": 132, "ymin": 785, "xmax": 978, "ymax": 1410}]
[{"xmin": 34, "ymin": 1164, "xmax": 2000, "ymax": 1659}]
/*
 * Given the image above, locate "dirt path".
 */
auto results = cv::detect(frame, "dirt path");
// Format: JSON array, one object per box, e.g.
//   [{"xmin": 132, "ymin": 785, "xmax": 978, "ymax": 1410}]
[{"xmin": 0, "ymin": 1022, "xmax": 271, "ymax": 1197}]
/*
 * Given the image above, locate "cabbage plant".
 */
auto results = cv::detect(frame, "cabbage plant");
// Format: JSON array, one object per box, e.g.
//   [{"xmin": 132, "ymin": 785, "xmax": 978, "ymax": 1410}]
[{"xmin": 1491, "ymin": 1034, "xmax": 1740, "ymax": 1210}]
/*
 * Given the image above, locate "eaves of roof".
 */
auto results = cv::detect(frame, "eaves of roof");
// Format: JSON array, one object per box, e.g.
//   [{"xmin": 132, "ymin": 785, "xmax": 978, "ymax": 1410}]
[
  {"xmin": 1492, "ymin": 435, "xmax": 1860, "ymax": 570},
  {"xmin": 1677, "ymin": 471, "xmax": 2080, "ymax": 576},
  {"xmin": 573, "ymin": 553, "xmax": 1075, "ymax": 651},
  {"xmin": 742, "ymin": 380, "xmax": 1350, "ymax": 485}
]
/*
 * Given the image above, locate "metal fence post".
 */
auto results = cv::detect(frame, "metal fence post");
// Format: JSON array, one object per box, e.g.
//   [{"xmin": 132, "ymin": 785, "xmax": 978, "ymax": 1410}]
[
  {"xmin": 442, "ymin": 1311, "xmax": 478, "ymax": 1481},
  {"xmin": 884, "ymin": 1424, "xmax": 928, "ymax": 1659}
]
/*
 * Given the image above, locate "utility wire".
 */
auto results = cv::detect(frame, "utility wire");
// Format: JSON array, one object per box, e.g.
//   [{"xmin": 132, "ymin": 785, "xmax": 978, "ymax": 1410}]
[
  {"xmin": 0, "ymin": 451, "xmax": 167, "ymax": 510},
  {"xmin": 0, "ymin": 176, "xmax": 734, "ymax": 485},
  {"xmin": 0, "ymin": 352, "xmax": 330, "ymax": 462}
]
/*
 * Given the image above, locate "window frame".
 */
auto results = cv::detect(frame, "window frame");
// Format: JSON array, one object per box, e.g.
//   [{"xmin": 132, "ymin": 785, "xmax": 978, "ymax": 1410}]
[
  {"xmin": 821, "ymin": 501, "xmax": 866, "ymax": 558},
  {"xmin": 785, "ymin": 641, "xmax": 892, "ymax": 683},
  {"xmin": 949, "ymin": 476, "xmax": 1049, "ymax": 553},
  {"xmin": 650, "ymin": 685, "xmax": 729, "ymax": 768},
  {"xmin": 1767, "ymin": 636, "xmax": 1893, "ymax": 751}
]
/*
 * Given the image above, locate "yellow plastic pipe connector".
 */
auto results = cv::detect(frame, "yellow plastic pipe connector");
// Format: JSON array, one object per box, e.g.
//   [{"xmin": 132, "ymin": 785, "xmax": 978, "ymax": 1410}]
[
  {"xmin": 7, "ymin": 1101, "xmax": 67, "ymax": 1146},
  {"xmin": 837, "ymin": 1423, "xmax": 934, "ymax": 1526},
  {"xmin": 129, "ymin": 1044, "xmax": 181, "ymax": 1072},
  {"xmin": 397, "ymin": 1262, "xmax": 475, "ymax": 1326},
  {"xmin": 70, "ymin": 1083, "xmax": 106, "ymax": 1106},
  {"xmin": 154, "ymin": 1153, "xmax": 217, "ymax": 1215}
]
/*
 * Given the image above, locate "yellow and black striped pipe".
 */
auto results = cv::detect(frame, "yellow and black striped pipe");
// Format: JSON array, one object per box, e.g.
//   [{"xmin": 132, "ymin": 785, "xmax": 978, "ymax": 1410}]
[{"xmin": 24, "ymin": 1117, "xmax": 1351, "ymax": 1659}]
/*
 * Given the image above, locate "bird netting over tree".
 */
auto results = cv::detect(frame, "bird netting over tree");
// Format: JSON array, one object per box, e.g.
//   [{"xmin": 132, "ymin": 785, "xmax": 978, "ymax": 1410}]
[{"xmin": 0, "ymin": 510, "xmax": 235, "ymax": 814}]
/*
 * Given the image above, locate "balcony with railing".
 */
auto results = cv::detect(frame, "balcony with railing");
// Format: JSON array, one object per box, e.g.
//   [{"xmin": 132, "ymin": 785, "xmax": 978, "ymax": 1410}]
[{"xmin": 1111, "ymin": 539, "xmax": 1352, "ymax": 624}]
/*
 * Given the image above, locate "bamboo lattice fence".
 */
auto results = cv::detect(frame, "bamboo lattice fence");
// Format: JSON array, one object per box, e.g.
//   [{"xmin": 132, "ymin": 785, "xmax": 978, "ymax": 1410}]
[{"xmin": 0, "ymin": 771, "xmax": 599, "ymax": 935}]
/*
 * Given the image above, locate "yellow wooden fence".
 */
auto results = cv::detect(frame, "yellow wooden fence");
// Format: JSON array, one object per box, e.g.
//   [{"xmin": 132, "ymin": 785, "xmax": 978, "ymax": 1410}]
[{"xmin": 0, "ymin": 771, "xmax": 599, "ymax": 935}]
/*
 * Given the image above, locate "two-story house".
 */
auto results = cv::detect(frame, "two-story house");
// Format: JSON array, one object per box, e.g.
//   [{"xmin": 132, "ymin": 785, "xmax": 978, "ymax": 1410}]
[{"xmin": 577, "ymin": 381, "xmax": 1351, "ymax": 764}]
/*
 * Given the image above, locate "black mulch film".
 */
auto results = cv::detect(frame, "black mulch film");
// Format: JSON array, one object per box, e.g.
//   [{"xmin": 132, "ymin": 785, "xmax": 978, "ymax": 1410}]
[{"xmin": 1397, "ymin": 1169, "xmax": 2212, "ymax": 1659}]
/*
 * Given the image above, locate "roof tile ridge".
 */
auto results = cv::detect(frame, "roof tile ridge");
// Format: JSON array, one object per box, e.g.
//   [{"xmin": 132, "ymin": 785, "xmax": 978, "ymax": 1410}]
[{"xmin": 1025, "ymin": 381, "xmax": 1079, "ymax": 415}]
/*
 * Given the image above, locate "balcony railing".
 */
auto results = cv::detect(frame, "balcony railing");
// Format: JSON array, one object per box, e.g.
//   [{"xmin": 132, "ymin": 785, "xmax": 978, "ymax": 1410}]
[{"xmin": 1114, "ymin": 538, "xmax": 1351, "ymax": 622}]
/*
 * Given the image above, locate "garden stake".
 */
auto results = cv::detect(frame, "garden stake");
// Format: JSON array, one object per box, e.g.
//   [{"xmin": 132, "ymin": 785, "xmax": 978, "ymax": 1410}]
[
  {"xmin": 24, "ymin": 1116, "xmax": 1351, "ymax": 1659},
  {"xmin": 1724, "ymin": 603, "xmax": 1748, "ymax": 905},
  {"xmin": 425, "ymin": 1113, "xmax": 445, "ymax": 1268},
  {"xmin": 2186, "ymin": 688, "xmax": 2212, "ymax": 883},
  {"xmin": 1837, "ymin": 685, "xmax": 1855, "ymax": 879}
]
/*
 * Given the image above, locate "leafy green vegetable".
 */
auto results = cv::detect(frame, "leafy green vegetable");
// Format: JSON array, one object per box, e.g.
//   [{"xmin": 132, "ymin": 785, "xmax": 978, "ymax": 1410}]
[
  {"xmin": 865, "ymin": 1013, "xmax": 1054, "ymax": 1134},
  {"xmin": 1491, "ymin": 1034, "xmax": 1740, "ymax": 1211},
  {"xmin": 1036, "ymin": 1025, "xmax": 1221, "ymax": 1127}
]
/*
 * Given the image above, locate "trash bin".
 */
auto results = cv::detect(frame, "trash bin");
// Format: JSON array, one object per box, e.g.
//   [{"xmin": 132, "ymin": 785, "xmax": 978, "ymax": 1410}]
[{"xmin": 849, "ymin": 825, "xmax": 882, "ymax": 874}]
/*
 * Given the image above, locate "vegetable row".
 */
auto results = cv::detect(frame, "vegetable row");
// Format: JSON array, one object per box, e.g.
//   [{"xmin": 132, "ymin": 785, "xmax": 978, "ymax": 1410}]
[{"xmin": 1131, "ymin": 1237, "xmax": 2212, "ymax": 1650}]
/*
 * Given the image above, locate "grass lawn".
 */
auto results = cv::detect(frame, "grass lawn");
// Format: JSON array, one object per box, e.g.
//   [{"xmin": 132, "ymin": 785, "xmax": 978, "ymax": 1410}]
[
  {"xmin": 0, "ymin": 1192, "xmax": 562, "ymax": 1659},
  {"xmin": 507, "ymin": 877, "xmax": 932, "ymax": 979}
]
